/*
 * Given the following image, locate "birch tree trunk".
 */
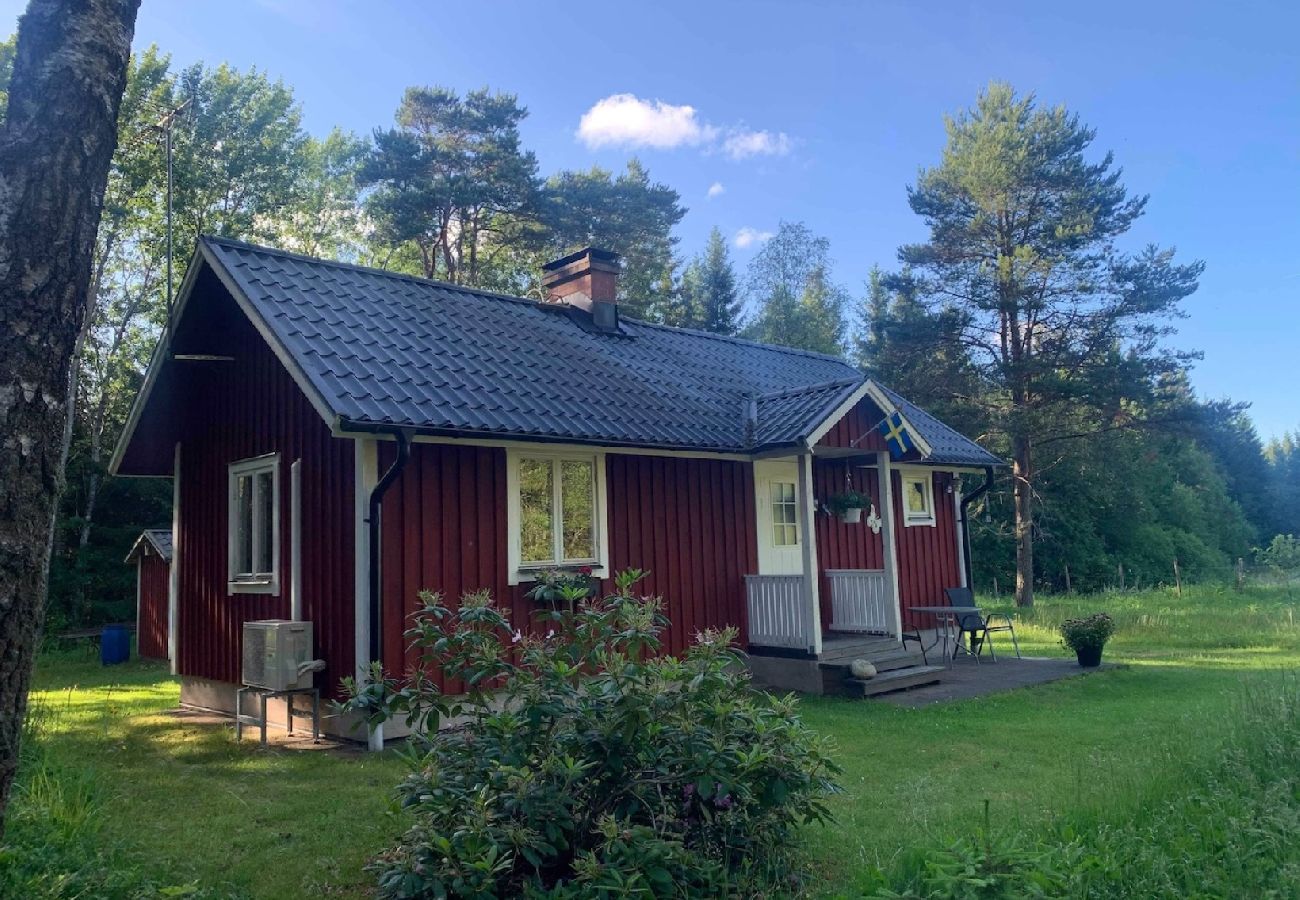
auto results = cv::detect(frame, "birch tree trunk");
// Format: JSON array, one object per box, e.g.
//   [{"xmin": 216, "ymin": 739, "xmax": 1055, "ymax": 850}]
[{"xmin": 0, "ymin": 0, "xmax": 139, "ymax": 834}]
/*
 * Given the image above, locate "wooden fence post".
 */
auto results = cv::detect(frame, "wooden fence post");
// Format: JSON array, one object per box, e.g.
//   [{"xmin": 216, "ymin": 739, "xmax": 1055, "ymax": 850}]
[
  {"xmin": 1063, "ymin": 564, "xmax": 1072, "ymax": 594},
  {"xmin": 1173, "ymin": 558, "xmax": 1182, "ymax": 598},
  {"xmin": 1236, "ymin": 557, "xmax": 1245, "ymax": 592},
  {"xmin": 1118, "ymin": 563, "xmax": 1125, "ymax": 591}
]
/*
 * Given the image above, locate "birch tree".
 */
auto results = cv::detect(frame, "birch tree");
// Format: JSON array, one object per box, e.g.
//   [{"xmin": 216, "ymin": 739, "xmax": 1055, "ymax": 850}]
[{"xmin": 0, "ymin": 0, "xmax": 140, "ymax": 833}]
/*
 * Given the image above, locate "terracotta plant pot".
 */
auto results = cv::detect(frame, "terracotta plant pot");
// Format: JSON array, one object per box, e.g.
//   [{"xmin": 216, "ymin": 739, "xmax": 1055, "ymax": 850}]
[
  {"xmin": 1075, "ymin": 646, "xmax": 1103, "ymax": 668},
  {"xmin": 838, "ymin": 507, "xmax": 863, "ymax": 524}
]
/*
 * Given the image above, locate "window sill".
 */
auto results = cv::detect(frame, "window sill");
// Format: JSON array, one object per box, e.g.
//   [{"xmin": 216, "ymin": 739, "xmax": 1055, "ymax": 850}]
[
  {"xmin": 228, "ymin": 579, "xmax": 280, "ymax": 595},
  {"xmin": 903, "ymin": 517, "xmax": 937, "ymax": 528}
]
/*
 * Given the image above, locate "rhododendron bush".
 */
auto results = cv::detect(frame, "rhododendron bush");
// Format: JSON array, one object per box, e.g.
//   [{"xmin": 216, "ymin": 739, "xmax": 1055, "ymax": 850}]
[{"xmin": 342, "ymin": 569, "xmax": 840, "ymax": 898}]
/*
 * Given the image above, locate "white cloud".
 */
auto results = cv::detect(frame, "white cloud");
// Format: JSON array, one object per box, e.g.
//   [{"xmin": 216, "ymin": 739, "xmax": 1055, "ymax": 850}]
[
  {"xmin": 576, "ymin": 94, "xmax": 793, "ymax": 162},
  {"xmin": 722, "ymin": 129, "xmax": 792, "ymax": 160},
  {"xmin": 734, "ymin": 226, "xmax": 774, "ymax": 249},
  {"xmin": 707, "ymin": 182, "xmax": 725, "ymax": 199},
  {"xmin": 577, "ymin": 94, "xmax": 716, "ymax": 150}
]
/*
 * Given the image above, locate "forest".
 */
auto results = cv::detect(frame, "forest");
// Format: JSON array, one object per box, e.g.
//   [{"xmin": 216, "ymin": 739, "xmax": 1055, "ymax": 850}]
[{"xmin": 3, "ymin": 41, "xmax": 1294, "ymax": 628}]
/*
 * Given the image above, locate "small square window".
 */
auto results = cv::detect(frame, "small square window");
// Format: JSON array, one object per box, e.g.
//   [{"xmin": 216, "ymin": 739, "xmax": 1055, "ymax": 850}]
[
  {"xmin": 901, "ymin": 472, "xmax": 936, "ymax": 527},
  {"xmin": 228, "ymin": 454, "xmax": 280, "ymax": 593}
]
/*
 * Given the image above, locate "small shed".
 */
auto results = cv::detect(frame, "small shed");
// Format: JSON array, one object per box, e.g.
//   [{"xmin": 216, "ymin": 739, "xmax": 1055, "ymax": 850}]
[{"xmin": 126, "ymin": 529, "xmax": 172, "ymax": 660}]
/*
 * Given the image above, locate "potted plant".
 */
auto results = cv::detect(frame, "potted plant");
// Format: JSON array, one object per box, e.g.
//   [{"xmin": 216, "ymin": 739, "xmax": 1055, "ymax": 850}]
[
  {"xmin": 825, "ymin": 490, "xmax": 871, "ymax": 524},
  {"xmin": 1060, "ymin": 612, "xmax": 1116, "ymax": 667},
  {"xmin": 524, "ymin": 566, "xmax": 598, "ymax": 611}
]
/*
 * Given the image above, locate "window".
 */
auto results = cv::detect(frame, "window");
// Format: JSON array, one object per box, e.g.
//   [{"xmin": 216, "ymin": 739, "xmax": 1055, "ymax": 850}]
[
  {"xmin": 901, "ymin": 471, "xmax": 936, "ymax": 527},
  {"xmin": 508, "ymin": 450, "xmax": 607, "ymax": 581},
  {"xmin": 228, "ymin": 454, "xmax": 280, "ymax": 592},
  {"xmin": 770, "ymin": 481, "xmax": 799, "ymax": 546}
]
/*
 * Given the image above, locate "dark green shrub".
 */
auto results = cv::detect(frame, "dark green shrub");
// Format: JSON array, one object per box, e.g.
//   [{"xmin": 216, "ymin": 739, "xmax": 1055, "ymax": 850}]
[
  {"xmin": 521, "ymin": 567, "xmax": 598, "ymax": 608},
  {"xmin": 342, "ymin": 569, "xmax": 841, "ymax": 898}
]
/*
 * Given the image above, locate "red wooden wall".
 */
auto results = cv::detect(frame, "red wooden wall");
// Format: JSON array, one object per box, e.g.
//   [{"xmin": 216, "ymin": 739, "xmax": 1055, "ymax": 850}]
[
  {"xmin": 377, "ymin": 443, "xmax": 515, "ymax": 692},
  {"xmin": 812, "ymin": 459, "xmax": 964, "ymax": 632},
  {"xmin": 812, "ymin": 459, "xmax": 885, "ymax": 627},
  {"xmin": 605, "ymin": 455, "xmax": 758, "ymax": 654},
  {"xmin": 136, "ymin": 553, "xmax": 170, "ymax": 659},
  {"xmin": 377, "ymin": 447, "xmax": 761, "ymax": 688},
  {"xmin": 815, "ymin": 395, "xmax": 891, "ymax": 452},
  {"xmin": 175, "ymin": 285, "xmax": 356, "ymax": 699},
  {"xmin": 892, "ymin": 470, "xmax": 963, "ymax": 630}
]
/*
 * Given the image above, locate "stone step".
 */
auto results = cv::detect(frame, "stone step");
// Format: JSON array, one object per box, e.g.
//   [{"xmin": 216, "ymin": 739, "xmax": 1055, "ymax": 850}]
[{"xmin": 845, "ymin": 665, "xmax": 946, "ymax": 697}]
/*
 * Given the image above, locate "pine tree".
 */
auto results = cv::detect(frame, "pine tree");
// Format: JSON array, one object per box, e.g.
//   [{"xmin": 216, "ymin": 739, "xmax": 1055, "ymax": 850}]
[
  {"xmin": 680, "ymin": 227, "xmax": 741, "ymax": 335},
  {"xmin": 900, "ymin": 83, "xmax": 1203, "ymax": 606}
]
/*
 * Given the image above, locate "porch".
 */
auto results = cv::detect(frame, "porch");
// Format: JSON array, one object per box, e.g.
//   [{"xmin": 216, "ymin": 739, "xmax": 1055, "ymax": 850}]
[{"xmin": 743, "ymin": 449, "xmax": 960, "ymax": 696}]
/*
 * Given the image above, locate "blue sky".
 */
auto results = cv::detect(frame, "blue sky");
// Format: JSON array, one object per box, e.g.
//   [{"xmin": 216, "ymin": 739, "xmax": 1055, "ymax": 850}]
[{"xmin": 6, "ymin": 1, "xmax": 1297, "ymax": 438}]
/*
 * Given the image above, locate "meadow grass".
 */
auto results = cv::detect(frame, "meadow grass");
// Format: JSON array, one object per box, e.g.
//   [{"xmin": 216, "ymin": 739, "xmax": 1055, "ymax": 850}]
[
  {"xmin": 2, "ymin": 582, "xmax": 1297, "ymax": 897},
  {"xmin": 798, "ymin": 582, "xmax": 1300, "ymax": 897},
  {"xmin": 2, "ymin": 650, "xmax": 405, "ymax": 898}
]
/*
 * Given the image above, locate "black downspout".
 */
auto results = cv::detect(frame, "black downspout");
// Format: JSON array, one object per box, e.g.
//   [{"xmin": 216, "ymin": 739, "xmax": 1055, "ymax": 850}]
[
  {"xmin": 368, "ymin": 428, "xmax": 412, "ymax": 667},
  {"xmin": 959, "ymin": 466, "xmax": 995, "ymax": 590}
]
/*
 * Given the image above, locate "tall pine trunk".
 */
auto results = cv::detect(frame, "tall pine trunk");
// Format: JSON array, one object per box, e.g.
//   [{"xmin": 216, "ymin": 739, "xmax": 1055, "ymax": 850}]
[
  {"xmin": 1012, "ymin": 432, "xmax": 1034, "ymax": 607},
  {"xmin": 0, "ymin": 0, "xmax": 139, "ymax": 835}
]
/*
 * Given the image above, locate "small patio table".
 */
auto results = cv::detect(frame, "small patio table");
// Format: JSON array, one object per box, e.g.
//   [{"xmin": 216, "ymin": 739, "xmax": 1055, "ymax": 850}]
[{"xmin": 906, "ymin": 606, "xmax": 984, "ymax": 667}]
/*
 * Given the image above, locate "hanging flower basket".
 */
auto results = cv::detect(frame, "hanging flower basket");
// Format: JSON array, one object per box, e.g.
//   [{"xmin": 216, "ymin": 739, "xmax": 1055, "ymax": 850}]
[{"xmin": 825, "ymin": 490, "xmax": 871, "ymax": 525}]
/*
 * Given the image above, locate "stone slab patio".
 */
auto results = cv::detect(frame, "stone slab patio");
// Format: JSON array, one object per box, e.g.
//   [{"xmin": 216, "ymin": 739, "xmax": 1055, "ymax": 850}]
[{"xmin": 874, "ymin": 655, "xmax": 1113, "ymax": 707}]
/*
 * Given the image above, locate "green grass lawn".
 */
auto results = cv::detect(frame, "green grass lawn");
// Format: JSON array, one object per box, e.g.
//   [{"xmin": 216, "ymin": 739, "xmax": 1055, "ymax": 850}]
[{"xmin": 4, "ymin": 582, "xmax": 1298, "ymax": 898}]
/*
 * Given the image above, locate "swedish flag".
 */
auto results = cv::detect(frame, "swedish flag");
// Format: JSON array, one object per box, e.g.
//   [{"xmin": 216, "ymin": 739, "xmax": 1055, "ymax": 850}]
[{"xmin": 878, "ymin": 411, "xmax": 914, "ymax": 459}]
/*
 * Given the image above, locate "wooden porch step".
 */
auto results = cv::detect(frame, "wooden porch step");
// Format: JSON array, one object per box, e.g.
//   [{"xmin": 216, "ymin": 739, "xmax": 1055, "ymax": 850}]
[
  {"xmin": 844, "ymin": 665, "xmax": 945, "ymax": 697},
  {"xmin": 819, "ymin": 648, "xmax": 923, "ymax": 672},
  {"xmin": 819, "ymin": 655, "xmax": 929, "ymax": 693}
]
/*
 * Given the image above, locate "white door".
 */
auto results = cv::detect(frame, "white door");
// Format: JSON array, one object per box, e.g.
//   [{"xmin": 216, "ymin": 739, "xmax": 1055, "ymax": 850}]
[{"xmin": 754, "ymin": 460, "xmax": 803, "ymax": 575}]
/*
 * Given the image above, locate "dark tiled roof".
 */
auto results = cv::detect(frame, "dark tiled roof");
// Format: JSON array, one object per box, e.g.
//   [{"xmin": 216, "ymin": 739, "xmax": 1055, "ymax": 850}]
[
  {"xmin": 126, "ymin": 529, "xmax": 173, "ymax": 563},
  {"xmin": 877, "ymin": 385, "xmax": 1002, "ymax": 467},
  {"xmin": 198, "ymin": 236, "xmax": 1000, "ymax": 463},
  {"xmin": 754, "ymin": 380, "xmax": 860, "ymax": 447}
]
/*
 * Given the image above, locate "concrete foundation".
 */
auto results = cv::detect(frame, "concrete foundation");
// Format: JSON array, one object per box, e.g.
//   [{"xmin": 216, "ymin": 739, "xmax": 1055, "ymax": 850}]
[
  {"xmin": 179, "ymin": 675, "xmax": 413, "ymax": 744},
  {"xmin": 746, "ymin": 654, "xmax": 827, "ymax": 695}
]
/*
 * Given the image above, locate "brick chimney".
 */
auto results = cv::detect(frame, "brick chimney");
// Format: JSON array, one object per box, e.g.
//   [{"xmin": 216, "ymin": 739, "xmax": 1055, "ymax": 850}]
[{"xmin": 541, "ymin": 247, "xmax": 621, "ymax": 331}]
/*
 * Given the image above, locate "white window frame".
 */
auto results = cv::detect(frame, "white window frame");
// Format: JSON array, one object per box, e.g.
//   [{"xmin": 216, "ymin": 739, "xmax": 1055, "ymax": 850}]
[
  {"xmin": 506, "ymin": 448, "xmax": 609, "ymax": 584},
  {"xmin": 227, "ymin": 452, "xmax": 281, "ymax": 594},
  {"xmin": 900, "ymin": 469, "xmax": 937, "ymax": 528}
]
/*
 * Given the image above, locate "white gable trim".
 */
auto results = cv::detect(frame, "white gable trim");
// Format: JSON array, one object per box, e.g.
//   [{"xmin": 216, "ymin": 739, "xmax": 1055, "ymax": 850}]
[
  {"xmin": 802, "ymin": 378, "xmax": 934, "ymax": 458},
  {"xmin": 109, "ymin": 243, "xmax": 339, "ymax": 477}
]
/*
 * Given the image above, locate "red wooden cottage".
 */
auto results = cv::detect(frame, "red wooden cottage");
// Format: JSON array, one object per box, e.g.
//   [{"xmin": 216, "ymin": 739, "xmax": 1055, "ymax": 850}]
[
  {"xmin": 125, "ymin": 528, "xmax": 173, "ymax": 660},
  {"xmin": 111, "ymin": 238, "xmax": 1001, "ymax": 742}
]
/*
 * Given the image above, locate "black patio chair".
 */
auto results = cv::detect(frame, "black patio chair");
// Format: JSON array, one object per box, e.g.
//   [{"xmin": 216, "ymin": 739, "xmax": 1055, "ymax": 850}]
[{"xmin": 944, "ymin": 587, "xmax": 1021, "ymax": 660}]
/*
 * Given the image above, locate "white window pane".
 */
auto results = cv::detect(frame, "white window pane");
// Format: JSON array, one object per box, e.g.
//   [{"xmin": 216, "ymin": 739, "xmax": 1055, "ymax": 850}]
[
  {"xmin": 561, "ymin": 459, "xmax": 595, "ymax": 561},
  {"xmin": 256, "ymin": 469, "xmax": 274, "ymax": 574},
  {"xmin": 235, "ymin": 474, "xmax": 253, "ymax": 575},
  {"xmin": 519, "ymin": 458, "xmax": 554, "ymax": 563}
]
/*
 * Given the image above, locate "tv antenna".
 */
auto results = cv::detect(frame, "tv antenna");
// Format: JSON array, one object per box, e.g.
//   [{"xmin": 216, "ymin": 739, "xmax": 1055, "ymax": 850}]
[{"xmin": 153, "ymin": 97, "xmax": 192, "ymax": 329}]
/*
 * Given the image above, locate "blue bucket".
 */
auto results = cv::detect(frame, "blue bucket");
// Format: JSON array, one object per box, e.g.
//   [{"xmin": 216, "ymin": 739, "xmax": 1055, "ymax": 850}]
[{"xmin": 101, "ymin": 625, "xmax": 130, "ymax": 666}]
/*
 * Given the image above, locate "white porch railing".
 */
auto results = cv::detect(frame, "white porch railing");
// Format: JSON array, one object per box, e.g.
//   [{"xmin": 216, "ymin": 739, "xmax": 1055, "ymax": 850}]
[
  {"xmin": 745, "ymin": 574, "xmax": 814, "ymax": 651},
  {"xmin": 826, "ymin": 569, "xmax": 896, "ymax": 635}
]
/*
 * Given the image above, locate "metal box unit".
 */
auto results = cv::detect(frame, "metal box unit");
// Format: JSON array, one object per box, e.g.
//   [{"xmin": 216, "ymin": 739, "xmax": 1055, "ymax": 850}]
[{"xmin": 241, "ymin": 620, "xmax": 314, "ymax": 691}]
